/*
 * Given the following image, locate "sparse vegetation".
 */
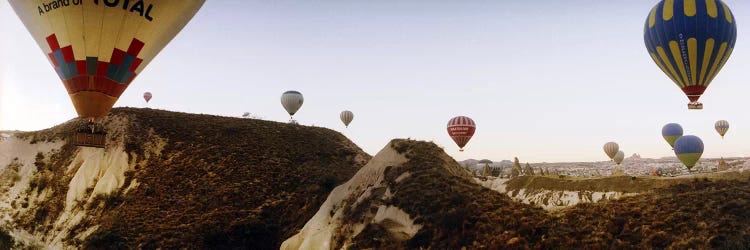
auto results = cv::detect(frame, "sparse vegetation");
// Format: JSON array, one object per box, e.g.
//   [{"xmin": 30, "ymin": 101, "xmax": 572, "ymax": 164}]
[
  {"xmin": 345, "ymin": 139, "xmax": 750, "ymax": 249},
  {"xmin": 504, "ymin": 174, "xmax": 730, "ymax": 194},
  {"xmin": 7, "ymin": 108, "xmax": 749, "ymax": 249},
  {"xmin": 0, "ymin": 229, "xmax": 14, "ymax": 250},
  {"xmin": 84, "ymin": 227, "xmax": 128, "ymax": 250},
  {"xmin": 34, "ymin": 152, "xmax": 45, "ymax": 170},
  {"xmin": 83, "ymin": 108, "xmax": 370, "ymax": 249}
]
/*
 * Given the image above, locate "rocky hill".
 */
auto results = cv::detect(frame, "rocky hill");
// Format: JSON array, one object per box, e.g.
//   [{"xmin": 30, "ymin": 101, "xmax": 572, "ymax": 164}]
[
  {"xmin": 284, "ymin": 139, "xmax": 750, "ymax": 249},
  {"xmin": 0, "ymin": 108, "xmax": 370, "ymax": 249},
  {"xmin": 3, "ymin": 110, "xmax": 749, "ymax": 249},
  {"xmin": 283, "ymin": 139, "xmax": 549, "ymax": 249}
]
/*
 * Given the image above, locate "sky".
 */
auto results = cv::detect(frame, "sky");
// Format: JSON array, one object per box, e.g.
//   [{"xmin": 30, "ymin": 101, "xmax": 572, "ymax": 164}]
[{"xmin": 1, "ymin": 1, "xmax": 749, "ymax": 163}]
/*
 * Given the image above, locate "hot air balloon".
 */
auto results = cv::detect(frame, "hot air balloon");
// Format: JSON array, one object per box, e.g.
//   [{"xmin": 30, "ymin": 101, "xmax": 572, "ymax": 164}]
[
  {"xmin": 674, "ymin": 135, "xmax": 704, "ymax": 170},
  {"xmin": 340, "ymin": 110, "xmax": 354, "ymax": 128},
  {"xmin": 662, "ymin": 123, "xmax": 684, "ymax": 149},
  {"xmin": 447, "ymin": 116, "xmax": 476, "ymax": 152},
  {"xmin": 715, "ymin": 120, "xmax": 729, "ymax": 138},
  {"xmin": 603, "ymin": 142, "xmax": 619, "ymax": 160},
  {"xmin": 281, "ymin": 91, "xmax": 304, "ymax": 122},
  {"xmin": 644, "ymin": 0, "xmax": 737, "ymax": 110},
  {"xmin": 9, "ymin": 1, "xmax": 205, "ymax": 148},
  {"xmin": 613, "ymin": 151, "xmax": 625, "ymax": 165},
  {"xmin": 143, "ymin": 92, "xmax": 152, "ymax": 103}
]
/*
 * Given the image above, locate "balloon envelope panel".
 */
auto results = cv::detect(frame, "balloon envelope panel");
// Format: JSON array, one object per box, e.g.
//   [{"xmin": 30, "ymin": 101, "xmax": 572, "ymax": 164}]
[
  {"xmin": 662, "ymin": 123, "xmax": 684, "ymax": 137},
  {"xmin": 614, "ymin": 151, "xmax": 625, "ymax": 165},
  {"xmin": 662, "ymin": 123, "xmax": 684, "ymax": 147},
  {"xmin": 674, "ymin": 135, "xmax": 704, "ymax": 168},
  {"xmin": 9, "ymin": 0, "xmax": 205, "ymax": 119},
  {"xmin": 644, "ymin": 0, "xmax": 737, "ymax": 102}
]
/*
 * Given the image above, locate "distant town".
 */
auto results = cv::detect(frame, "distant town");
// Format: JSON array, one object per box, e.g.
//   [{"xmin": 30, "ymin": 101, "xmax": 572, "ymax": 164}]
[{"xmin": 461, "ymin": 154, "xmax": 748, "ymax": 178}]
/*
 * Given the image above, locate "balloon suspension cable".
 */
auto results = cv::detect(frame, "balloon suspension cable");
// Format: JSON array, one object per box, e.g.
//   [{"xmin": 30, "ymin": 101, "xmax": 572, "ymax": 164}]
[{"xmin": 83, "ymin": 117, "xmax": 94, "ymax": 133}]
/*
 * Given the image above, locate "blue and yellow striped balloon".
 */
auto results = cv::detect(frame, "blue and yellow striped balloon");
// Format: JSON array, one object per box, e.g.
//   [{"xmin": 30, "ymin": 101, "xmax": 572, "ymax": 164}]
[
  {"xmin": 661, "ymin": 123, "xmax": 683, "ymax": 148},
  {"xmin": 715, "ymin": 120, "xmax": 729, "ymax": 138},
  {"xmin": 674, "ymin": 135, "xmax": 704, "ymax": 170},
  {"xmin": 644, "ymin": 0, "xmax": 737, "ymax": 108}
]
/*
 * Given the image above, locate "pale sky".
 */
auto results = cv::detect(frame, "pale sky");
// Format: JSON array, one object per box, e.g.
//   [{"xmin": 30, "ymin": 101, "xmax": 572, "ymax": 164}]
[{"xmin": 1, "ymin": 1, "xmax": 749, "ymax": 163}]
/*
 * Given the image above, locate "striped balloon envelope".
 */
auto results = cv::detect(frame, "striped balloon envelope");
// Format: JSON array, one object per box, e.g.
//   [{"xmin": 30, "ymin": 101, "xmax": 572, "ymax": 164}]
[
  {"xmin": 447, "ymin": 116, "xmax": 476, "ymax": 152},
  {"xmin": 9, "ymin": 0, "xmax": 205, "ymax": 121},
  {"xmin": 281, "ymin": 91, "xmax": 304, "ymax": 118},
  {"xmin": 340, "ymin": 110, "xmax": 354, "ymax": 128},
  {"xmin": 662, "ymin": 123, "xmax": 684, "ymax": 149},
  {"xmin": 715, "ymin": 120, "xmax": 729, "ymax": 138},
  {"xmin": 603, "ymin": 142, "xmax": 619, "ymax": 160},
  {"xmin": 674, "ymin": 135, "xmax": 704, "ymax": 170},
  {"xmin": 644, "ymin": 0, "xmax": 737, "ymax": 110},
  {"xmin": 613, "ymin": 151, "xmax": 625, "ymax": 165}
]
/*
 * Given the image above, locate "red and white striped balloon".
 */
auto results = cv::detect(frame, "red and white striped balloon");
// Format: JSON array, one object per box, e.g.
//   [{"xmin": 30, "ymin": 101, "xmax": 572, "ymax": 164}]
[
  {"xmin": 447, "ymin": 116, "xmax": 476, "ymax": 152},
  {"xmin": 143, "ymin": 92, "xmax": 152, "ymax": 103}
]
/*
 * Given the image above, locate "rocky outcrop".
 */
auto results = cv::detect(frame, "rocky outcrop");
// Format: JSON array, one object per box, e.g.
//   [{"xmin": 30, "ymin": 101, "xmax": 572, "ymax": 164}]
[{"xmin": 0, "ymin": 108, "xmax": 370, "ymax": 249}]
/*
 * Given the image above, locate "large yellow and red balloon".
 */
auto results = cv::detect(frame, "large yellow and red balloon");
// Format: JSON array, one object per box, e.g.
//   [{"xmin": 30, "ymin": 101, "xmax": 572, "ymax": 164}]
[{"xmin": 10, "ymin": 0, "xmax": 205, "ymax": 120}]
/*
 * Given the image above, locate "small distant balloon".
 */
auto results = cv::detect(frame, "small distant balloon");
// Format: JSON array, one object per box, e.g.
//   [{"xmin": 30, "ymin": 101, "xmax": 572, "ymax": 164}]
[
  {"xmin": 281, "ymin": 91, "xmax": 304, "ymax": 119},
  {"xmin": 613, "ymin": 151, "xmax": 625, "ymax": 165},
  {"xmin": 715, "ymin": 120, "xmax": 729, "ymax": 138},
  {"xmin": 143, "ymin": 92, "xmax": 152, "ymax": 103},
  {"xmin": 447, "ymin": 116, "xmax": 476, "ymax": 152},
  {"xmin": 603, "ymin": 142, "xmax": 619, "ymax": 160},
  {"xmin": 662, "ymin": 123, "xmax": 683, "ymax": 149},
  {"xmin": 674, "ymin": 135, "xmax": 704, "ymax": 170},
  {"xmin": 242, "ymin": 112, "xmax": 250, "ymax": 118},
  {"xmin": 340, "ymin": 110, "xmax": 354, "ymax": 128}
]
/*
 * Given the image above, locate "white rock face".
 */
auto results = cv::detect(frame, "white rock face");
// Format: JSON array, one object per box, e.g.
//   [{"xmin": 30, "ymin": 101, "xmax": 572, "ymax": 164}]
[
  {"xmin": 371, "ymin": 205, "xmax": 421, "ymax": 241},
  {"xmin": 476, "ymin": 177, "xmax": 636, "ymax": 210},
  {"xmin": 0, "ymin": 134, "xmax": 133, "ymax": 248},
  {"xmin": 65, "ymin": 146, "xmax": 130, "ymax": 208},
  {"xmin": 282, "ymin": 143, "xmax": 416, "ymax": 250},
  {"xmin": 0, "ymin": 115, "xmax": 157, "ymax": 249},
  {"xmin": 0, "ymin": 135, "xmax": 64, "ymax": 247},
  {"xmin": 474, "ymin": 176, "xmax": 509, "ymax": 193},
  {"xmin": 47, "ymin": 146, "xmax": 131, "ymax": 248}
]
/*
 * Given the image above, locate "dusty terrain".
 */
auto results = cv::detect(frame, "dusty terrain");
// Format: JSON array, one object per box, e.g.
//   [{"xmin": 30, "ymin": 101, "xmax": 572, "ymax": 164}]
[{"xmin": 0, "ymin": 108, "xmax": 370, "ymax": 249}]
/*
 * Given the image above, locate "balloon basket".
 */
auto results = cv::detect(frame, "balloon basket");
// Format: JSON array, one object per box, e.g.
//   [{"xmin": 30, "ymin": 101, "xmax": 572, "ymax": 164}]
[
  {"xmin": 289, "ymin": 119, "xmax": 299, "ymax": 125},
  {"xmin": 72, "ymin": 122, "xmax": 106, "ymax": 148},
  {"xmin": 687, "ymin": 102, "xmax": 703, "ymax": 110}
]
